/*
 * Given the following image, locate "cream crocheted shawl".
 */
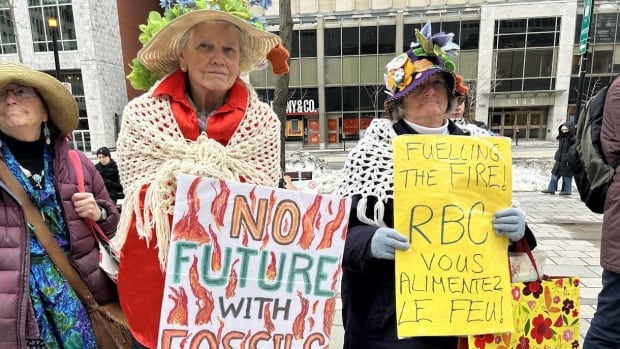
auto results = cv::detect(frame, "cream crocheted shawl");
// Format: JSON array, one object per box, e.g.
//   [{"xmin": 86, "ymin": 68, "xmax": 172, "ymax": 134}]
[
  {"xmin": 335, "ymin": 118, "xmax": 498, "ymax": 228},
  {"xmin": 112, "ymin": 80, "xmax": 280, "ymax": 269},
  {"xmin": 335, "ymin": 118, "xmax": 396, "ymax": 228}
]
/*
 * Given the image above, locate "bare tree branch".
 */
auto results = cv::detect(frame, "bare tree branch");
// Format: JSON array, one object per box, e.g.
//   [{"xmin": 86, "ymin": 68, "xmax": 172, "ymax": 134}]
[{"xmin": 273, "ymin": 0, "xmax": 292, "ymax": 176}]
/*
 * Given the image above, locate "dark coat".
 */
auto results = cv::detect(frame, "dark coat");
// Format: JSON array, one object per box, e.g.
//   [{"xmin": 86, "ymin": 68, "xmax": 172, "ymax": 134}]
[
  {"xmin": 341, "ymin": 119, "xmax": 537, "ymax": 349},
  {"xmin": 601, "ymin": 76, "xmax": 620, "ymax": 274},
  {"xmin": 95, "ymin": 158, "xmax": 124, "ymax": 202},
  {"xmin": 551, "ymin": 122, "xmax": 576, "ymax": 176},
  {"xmin": 0, "ymin": 137, "xmax": 120, "ymax": 349}
]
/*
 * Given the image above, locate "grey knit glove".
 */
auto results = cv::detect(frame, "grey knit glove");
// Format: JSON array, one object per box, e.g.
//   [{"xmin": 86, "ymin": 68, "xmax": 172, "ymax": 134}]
[
  {"xmin": 493, "ymin": 207, "xmax": 526, "ymax": 241},
  {"xmin": 370, "ymin": 228, "xmax": 410, "ymax": 260}
]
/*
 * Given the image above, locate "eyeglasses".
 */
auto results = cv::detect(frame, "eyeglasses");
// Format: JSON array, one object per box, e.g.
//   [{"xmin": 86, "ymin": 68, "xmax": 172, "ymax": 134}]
[{"xmin": 0, "ymin": 86, "xmax": 36, "ymax": 102}]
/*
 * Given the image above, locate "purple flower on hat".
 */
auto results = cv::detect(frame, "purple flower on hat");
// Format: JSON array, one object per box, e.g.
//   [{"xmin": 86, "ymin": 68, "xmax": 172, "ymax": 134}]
[
  {"xmin": 410, "ymin": 20, "xmax": 460, "ymax": 70},
  {"xmin": 383, "ymin": 20, "xmax": 464, "ymax": 109}
]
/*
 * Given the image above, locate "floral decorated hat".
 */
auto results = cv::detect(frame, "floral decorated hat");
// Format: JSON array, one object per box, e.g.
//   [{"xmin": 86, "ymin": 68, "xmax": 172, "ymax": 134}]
[
  {"xmin": 127, "ymin": 0, "xmax": 289, "ymax": 91},
  {"xmin": 384, "ymin": 21, "xmax": 469, "ymax": 110}
]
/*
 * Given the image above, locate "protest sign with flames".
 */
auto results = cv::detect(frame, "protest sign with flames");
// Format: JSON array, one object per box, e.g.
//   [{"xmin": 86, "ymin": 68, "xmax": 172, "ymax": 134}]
[{"xmin": 157, "ymin": 174, "xmax": 350, "ymax": 349}]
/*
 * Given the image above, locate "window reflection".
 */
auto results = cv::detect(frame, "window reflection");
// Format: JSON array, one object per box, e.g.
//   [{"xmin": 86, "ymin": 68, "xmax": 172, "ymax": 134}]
[
  {"xmin": 28, "ymin": 0, "xmax": 77, "ymax": 52},
  {"xmin": 493, "ymin": 17, "xmax": 560, "ymax": 92},
  {"xmin": 0, "ymin": 3, "xmax": 16, "ymax": 54}
]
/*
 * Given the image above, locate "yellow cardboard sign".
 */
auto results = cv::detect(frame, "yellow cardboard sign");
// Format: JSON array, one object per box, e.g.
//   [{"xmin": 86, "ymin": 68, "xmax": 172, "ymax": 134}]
[{"xmin": 393, "ymin": 135, "xmax": 514, "ymax": 337}]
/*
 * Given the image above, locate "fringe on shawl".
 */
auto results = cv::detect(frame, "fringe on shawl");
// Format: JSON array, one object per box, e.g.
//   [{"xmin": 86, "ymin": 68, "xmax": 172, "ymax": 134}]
[{"xmin": 335, "ymin": 118, "xmax": 396, "ymax": 228}]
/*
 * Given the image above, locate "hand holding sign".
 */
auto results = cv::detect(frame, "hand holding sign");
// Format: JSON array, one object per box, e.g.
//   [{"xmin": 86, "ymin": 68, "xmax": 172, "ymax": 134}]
[
  {"xmin": 492, "ymin": 207, "xmax": 526, "ymax": 241},
  {"xmin": 370, "ymin": 228, "xmax": 410, "ymax": 260}
]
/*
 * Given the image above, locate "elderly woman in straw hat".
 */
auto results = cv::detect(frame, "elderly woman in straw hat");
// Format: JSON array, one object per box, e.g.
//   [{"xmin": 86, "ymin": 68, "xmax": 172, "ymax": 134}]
[
  {"xmin": 0, "ymin": 62, "xmax": 120, "ymax": 348},
  {"xmin": 334, "ymin": 22, "xmax": 532, "ymax": 349},
  {"xmin": 113, "ymin": 2, "xmax": 289, "ymax": 348}
]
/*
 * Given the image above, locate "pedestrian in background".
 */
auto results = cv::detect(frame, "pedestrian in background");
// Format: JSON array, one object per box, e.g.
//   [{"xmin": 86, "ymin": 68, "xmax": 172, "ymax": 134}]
[
  {"xmin": 541, "ymin": 122, "xmax": 575, "ymax": 195},
  {"xmin": 0, "ymin": 62, "xmax": 119, "ymax": 348},
  {"xmin": 583, "ymin": 73, "xmax": 620, "ymax": 349},
  {"xmin": 112, "ymin": 2, "xmax": 289, "ymax": 348},
  {"xmin": 95, "ymin": 146, "xmax": 124, "ymax": 204},
  {"xmin": 334, "ymin": 22, "xmax": 529, "ymax": 349}
]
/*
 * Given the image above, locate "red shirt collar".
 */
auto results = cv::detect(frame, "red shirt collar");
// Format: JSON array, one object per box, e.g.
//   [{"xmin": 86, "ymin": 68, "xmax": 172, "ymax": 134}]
[{"xmin": 151, "ymin": 70, "xmax": 248, "ymax": 143}]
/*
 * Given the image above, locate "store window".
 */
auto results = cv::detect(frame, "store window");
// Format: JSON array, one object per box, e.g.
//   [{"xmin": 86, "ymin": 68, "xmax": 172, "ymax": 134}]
[
  {"xmin": 378, "ymin": 25, "xmax": 395, "ymax": 54},
  {"xmin": 289, "ymin": 29, "xmax": 317, "ymax": 58},
  {"xmin": 342, "ymin": 27, "xmax": 358, "ymax": 55},
  {"xmin": 29, "ymin": 0, "xmax": 77, "ymax": 52},
  {"xmin": 460, "ymin": 21, "xmax": 479, "ymax": 50},
  {"xmin": 405, "ymin": 21, "xmax": 478, "ymax": 50},
  {"xmin": 325, "ymin": 87, "xmax": 342, "ymax": 112},
  {"xmin": 325, "ymin": 24, "xmax": 395, "ymax": 57},
  {"xmin": 493, "ymin": 17, "xmax": 560, "ymax": 92},
  {"xmin": 593, "ymin": 13, "xmax": 617, "ymax": 44},
  {"xmin": 299, "ymin": 30, "xmax": 317, "ymax": 57},
  {"xmin": 324, "ymin": 28, "xmax": 341, "ymax": 56},
  {"xmin": 0, "ymin": 1, "xmax": 16, "ymax": 54},
  {"xmin": 360, "ymin": 26, "xmax": 377, "ymax": 55}
]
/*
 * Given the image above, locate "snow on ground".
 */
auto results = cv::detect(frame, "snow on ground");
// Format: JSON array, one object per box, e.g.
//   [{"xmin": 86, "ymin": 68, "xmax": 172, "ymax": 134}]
[{"xmin": 285, "ymin": 151, "xmax": 554, "ymax": 195}]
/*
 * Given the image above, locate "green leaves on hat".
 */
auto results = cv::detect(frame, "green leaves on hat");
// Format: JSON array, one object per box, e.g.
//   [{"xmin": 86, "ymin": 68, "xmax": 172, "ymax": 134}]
[
  {"xmin": 410, "ymin": 21, "xmax": 460, "ymax": 72},
  {"xmin": 127, "ymin": 0, "xmax": 272, "ymax": 90}
]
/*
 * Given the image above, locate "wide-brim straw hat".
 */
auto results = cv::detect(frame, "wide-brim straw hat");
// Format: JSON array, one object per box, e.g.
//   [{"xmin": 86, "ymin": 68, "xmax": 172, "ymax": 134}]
[
  {"xmin": 0, "ymin": 62, "xmax": 78, "ymax": 135},
  {"xmin": 138, "ymin": 9, "xmax": 282, "ymax": 77}
]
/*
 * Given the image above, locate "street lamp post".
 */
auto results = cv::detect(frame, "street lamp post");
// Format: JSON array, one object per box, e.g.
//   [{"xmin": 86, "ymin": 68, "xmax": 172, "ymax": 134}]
[{"xmin": 47, "ymin": 17, "xmax": 61, "ymax": 79}]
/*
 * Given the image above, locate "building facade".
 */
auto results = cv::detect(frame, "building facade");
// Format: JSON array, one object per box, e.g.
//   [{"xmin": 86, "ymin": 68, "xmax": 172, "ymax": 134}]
[
  {"xmin": 0, "ymin": 0, "xmax": 127, "ymax": 153},
  {"xmin": 3, "ymin": 1, "xmax": 617, "ymax": 152},
  {"xmin": 250, "ymin": 0, "xmax": 619, "ymax": 148}
]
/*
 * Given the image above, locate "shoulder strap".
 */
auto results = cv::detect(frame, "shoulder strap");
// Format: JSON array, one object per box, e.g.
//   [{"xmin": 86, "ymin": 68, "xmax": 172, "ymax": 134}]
[
  {"xmin": 68, "ymin": 150, "xmax": 111, "ymax": 244},
  {"xmin": 68, "ymin": 150, "xmax": 85, "ymax": 191},
  {"xmin": 0, "ymin": 160, "xmax": 99, "ymax": 310}
]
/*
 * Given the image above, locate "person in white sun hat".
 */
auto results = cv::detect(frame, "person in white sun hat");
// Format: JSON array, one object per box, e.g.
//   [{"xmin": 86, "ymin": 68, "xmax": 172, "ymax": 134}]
[{"xmin": 113, "ymin": 1, "xmax": 290, "ymax": 348}]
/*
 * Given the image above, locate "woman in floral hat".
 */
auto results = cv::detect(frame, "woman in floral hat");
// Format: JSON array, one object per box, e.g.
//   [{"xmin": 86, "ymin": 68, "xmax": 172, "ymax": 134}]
[
  {"xmin": 113, "ymin": 2, "xmax": 289, "ymax": 348},
  {"xmin": 335, "ymin": 22, "xmax": 532, "ymax": 349}
]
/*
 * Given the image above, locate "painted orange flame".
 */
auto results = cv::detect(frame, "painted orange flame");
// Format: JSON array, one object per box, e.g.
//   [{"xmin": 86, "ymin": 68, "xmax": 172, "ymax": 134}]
[
  {"xmin": 323, "ymin": 297, "xmax": 336, "ymax": 336},
  {"xmin": 211, "ymin": 179, "xmax": 230, "ymax": 230},
  {"xmin": 331, "ymin": 263, "xmax": 342, "ymax": 292},
  {"xmin": 266, "ymin": 251, "xmax": 277, "ymax": 281},
  {"xmin": 261, "ymin": 226, "xmax": 270, "ymax": 250},
  {"xmin": 166, "ymin": 286, "xmax": 188, "ymax": 326},
  {"xmin": 312, "ymin": 300, "xmax": 320, "ymax": 314},
  {"xmin": 263, "ymin": 190, "xmax": 277, "ymax": 240},
  {"xmin": 292, "ymin": 291, "xmax": 310, "ymax": 339},
  {"xmin": 208, "ymin": 224, "xmax": 222, "ymax": 272},
  {"xmin": 318, "ymin": 198, "xmax": 347, "ymax": 249},
  {"xmin": 225, "ymin": 259, "xmax": 240, "ymax": 299},
  {"xmin": 189, "ymin": 256, "xmax": 214, "ymax": 325},
  {"xmin": 249, "ymin": 186, "xmax": 257, "ymax": 210},
  {"xmin": 264, "ymin": 303, "xmax": 275, "ymax": 334},
  {"xmin": 172, "ymin": 177, "xmax": 210, "ymax": 243},
  {"xmin": 299, "ymin": 196, "xmax": 322, "ymax": 249}
]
